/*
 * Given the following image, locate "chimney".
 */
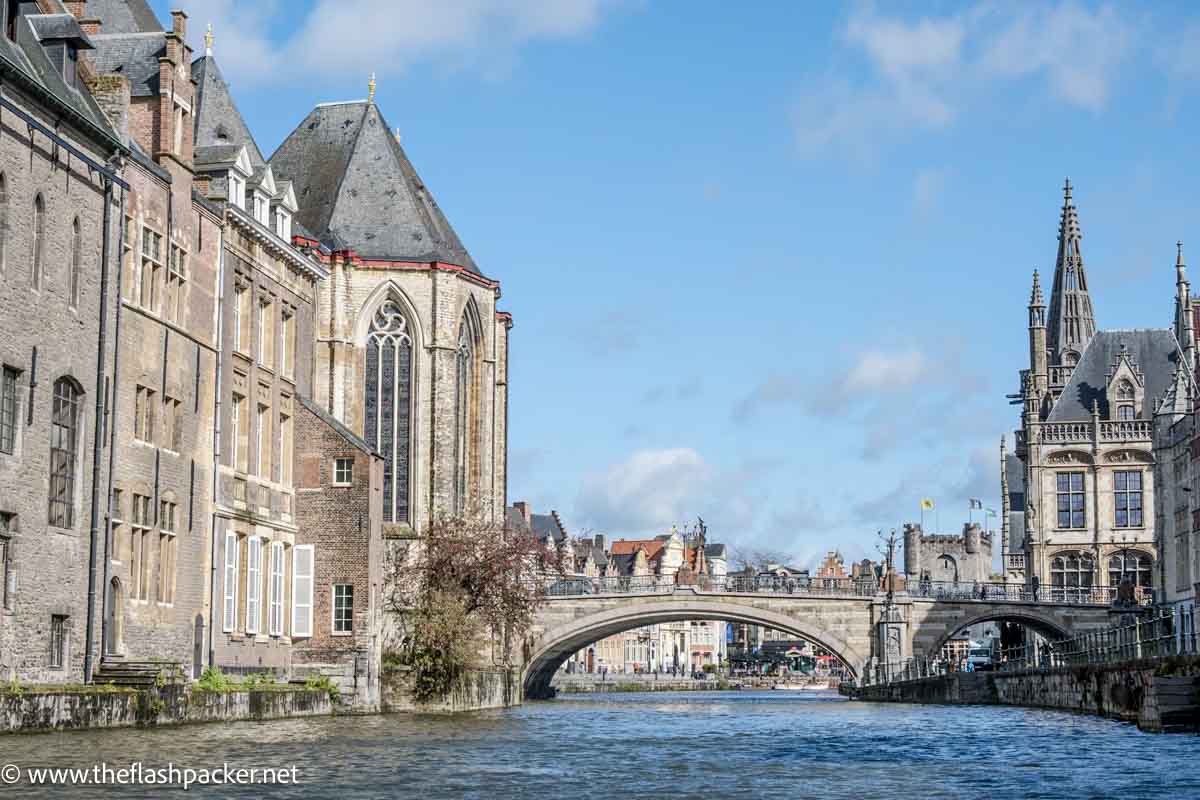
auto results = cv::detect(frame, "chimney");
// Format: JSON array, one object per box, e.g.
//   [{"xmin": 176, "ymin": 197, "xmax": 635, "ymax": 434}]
[
  {"xmin": 64, "ymin": 0, "xmax": 86, "ymax": 18},
  {"xmin": 512, "ymin": 501, "xmax": 530, "ymax": 524},
  {"xmin": 193, "ymin": 173, "xmax": 211, "ymax": 196},
  {"xmin": 170, "ymin": 9, "xmax": 188, "ymax": 40}
]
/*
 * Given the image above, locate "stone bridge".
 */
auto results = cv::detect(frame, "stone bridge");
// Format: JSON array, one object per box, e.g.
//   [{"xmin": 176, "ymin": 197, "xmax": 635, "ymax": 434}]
[{"xmin": 522, "ymin": 586, "xmax": 1118, "ymax": 699}]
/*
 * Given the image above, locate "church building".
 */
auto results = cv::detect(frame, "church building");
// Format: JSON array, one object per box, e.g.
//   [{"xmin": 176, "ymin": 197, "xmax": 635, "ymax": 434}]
[{"xmin": 269, "ymin": 84, "xmax": 512, "ymax": 535}]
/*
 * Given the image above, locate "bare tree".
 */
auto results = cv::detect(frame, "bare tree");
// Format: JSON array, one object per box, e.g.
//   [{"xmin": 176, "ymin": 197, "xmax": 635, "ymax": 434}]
[{"xmin": 727, "ymin": 543, "xmax": 800, "ymax": 573}]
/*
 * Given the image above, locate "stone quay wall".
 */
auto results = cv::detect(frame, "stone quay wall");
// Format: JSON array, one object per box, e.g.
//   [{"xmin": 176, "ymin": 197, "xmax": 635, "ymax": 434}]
[
  {"xmin": 382, "ymin": 667, "xmax": 521, "ymax": 713},
  {"xmin": 0, "ymin": 686, "xmax": 332, "ymax": 735},
  {"xmin": 849, "ymin": 663, "xmax": 1200, "ymax": 733}
]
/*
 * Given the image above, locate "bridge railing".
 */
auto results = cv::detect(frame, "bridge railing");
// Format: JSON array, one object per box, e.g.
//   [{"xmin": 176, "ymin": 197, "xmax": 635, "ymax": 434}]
[
  {"xmin": 534, "ymin": 574, "xmax": 878, "ymax": 598},
  {"xmin": 862, "ymin": 607, "xmax": 1197, "ymax": 687},
  {"xmin": 906, "ymin": 581, "xmax": 1152, "ymax": 607}
]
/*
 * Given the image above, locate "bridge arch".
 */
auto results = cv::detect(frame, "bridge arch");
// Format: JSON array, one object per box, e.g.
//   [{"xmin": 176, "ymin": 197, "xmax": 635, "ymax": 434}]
[
  {"xmin": 524, "ymin": 597, "xmax": 870, "ymax": 699},
  {"xmin": 920, "ymin": 606, "xmax": 1072, "ymax": 659}
]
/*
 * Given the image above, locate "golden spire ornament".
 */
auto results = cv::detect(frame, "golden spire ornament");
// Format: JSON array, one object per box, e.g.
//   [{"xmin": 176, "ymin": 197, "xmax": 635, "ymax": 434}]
[
  {"xmin": 368, "ymin": 72, "xmax": 376, "ymax": 104},
  {"xmin": 205, "ymin": 23, "xmax": 213, "ymax": 56}
]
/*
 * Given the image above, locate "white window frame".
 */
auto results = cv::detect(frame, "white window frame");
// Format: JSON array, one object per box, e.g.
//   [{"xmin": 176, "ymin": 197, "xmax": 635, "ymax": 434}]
[
  {"xmin": 223, "ymin": 531, "xmax": 239, "ymax": 633},
  {"xmin": 333, "ymin": 457, "xmax": 353, "ymax": 487},
  {"xmin": 245, "ymin": 536, "xmax": 262, "ymax": 635},
  {"xmin": 332, "ymin": 583, "xmax": 354, "ymax": 636},
  {"xmin": 268, "ymin": 541, "xmax": 285, "ymax": 637},
  {"xmin": 292, "ymin": 545, "xmax": 314, "ymax": 638}
]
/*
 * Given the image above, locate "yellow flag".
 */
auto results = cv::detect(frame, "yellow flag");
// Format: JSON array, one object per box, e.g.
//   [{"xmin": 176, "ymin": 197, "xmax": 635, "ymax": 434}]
[{"xmin": 920, "ymin": 498, "xmax": 935, "ymax": 511}]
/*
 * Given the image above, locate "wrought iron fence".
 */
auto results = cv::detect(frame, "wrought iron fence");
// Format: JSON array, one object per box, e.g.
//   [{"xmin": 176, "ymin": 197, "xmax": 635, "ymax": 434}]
[
  {"xmin": 864, "ymin": 606, "xmax": 1199, "ymax": 687},
  {"xmin": 906, "ymin": 580, "xmax": 1150, "ymax": 606},
  {"xmin": 535, "ymin": 574, "xmax": 878, "ymax": 598}
]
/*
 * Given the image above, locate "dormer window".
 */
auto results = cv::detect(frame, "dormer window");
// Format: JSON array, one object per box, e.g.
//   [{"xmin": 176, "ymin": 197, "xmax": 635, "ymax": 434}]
[
  {"xmin": 253, "ymin": 192, "xmax": 269, "ymax": 226},
  {"xmin": 275, "ymin": 210, "xmax": 291, "ymax": 241},
  {"xmin": 63, "ymin": 44, "xmax": 77, "ymax": 86},
  {"xmin": 228, "ymin": 174, "xmax": 245, "ymax": 209},
  {"xmin": 1117, "ymin": 405, "xmax": 1135, "ymax": 421}
]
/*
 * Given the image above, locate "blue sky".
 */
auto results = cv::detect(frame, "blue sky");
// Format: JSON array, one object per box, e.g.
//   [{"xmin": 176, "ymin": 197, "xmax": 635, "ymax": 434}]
[{"xmin": 156, "ymin": 0, "xmax": 1200, "ymax": 567}]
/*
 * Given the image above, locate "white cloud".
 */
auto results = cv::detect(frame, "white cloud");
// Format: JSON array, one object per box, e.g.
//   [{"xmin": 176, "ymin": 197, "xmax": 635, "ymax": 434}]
[
  {"xmin": 179, "ymin": 0, "xmax": 623, "ymax": 88},
  {"xmin": 796, "ymin": 2, "xmax": 1136, "ymax": 159},
  {"xmin": 575, "ymin": 448, "xmax": 715, "ymax": 534}
]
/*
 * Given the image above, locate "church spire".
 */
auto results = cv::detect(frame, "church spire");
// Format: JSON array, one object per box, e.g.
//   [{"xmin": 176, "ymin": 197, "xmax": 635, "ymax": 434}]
[{"xmin": 1045, "ymin": 178, "xmax": 1097, "ymax": 365}]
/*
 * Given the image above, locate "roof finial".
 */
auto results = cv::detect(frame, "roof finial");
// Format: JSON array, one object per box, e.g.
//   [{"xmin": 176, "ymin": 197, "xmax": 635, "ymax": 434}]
[
  {"xmin": 1064, "ymin": 176, "xmax": 1072, "ymax": 203},
  {"xmin": 205, "ymin": 23, "xmax": 213, "ymax": 56},
  {"xmin": 368, "ymin": 72, "xmax": 376, "ymax": 104},
  {"xmin": 1030, "ymin": 268, "xmax": 1043, "ymax": 305},
  {"xmin": 394, "ymin": 127, "xmax": 401, "ymax": 143},
  {"xmin": 1178, "ymin": 240, "xmax": 1185, "ymax": 268}
]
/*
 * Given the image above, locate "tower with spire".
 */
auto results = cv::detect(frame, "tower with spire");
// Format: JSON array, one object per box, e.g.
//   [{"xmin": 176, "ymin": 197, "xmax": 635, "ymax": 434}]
[{"xmin": 1007, "ymin": 180, "xmax": 1170, "ymax": 596}]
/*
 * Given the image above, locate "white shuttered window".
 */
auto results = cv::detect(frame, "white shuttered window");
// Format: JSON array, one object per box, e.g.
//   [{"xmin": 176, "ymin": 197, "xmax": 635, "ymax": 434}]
[
  {"xmin": 292, "ymin": 545, "xmax": 314, "ymax": 638},
  {"xmin": 223, "ymin": 532, "xmax": 238, "ymax": 632},
  {"xmin": 268, "ymin": 542, "xmax": 285, "ymax": 636},
  {"xmin": 246, "ymin": 537, "xmax": 262, "ymax": 635}
]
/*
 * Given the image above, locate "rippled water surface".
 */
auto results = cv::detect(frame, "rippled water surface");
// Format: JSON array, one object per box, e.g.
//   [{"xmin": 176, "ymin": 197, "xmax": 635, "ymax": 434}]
[{"xmin": 3, "ymin": 692, "xmax": 1198, "ymax": 798}]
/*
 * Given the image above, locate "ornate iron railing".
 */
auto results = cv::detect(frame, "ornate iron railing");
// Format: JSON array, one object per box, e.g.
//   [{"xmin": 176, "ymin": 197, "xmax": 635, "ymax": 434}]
[
  {"xmin": 862, "ymin": 606, "xmax": 1191, "ymax": 687},
  {"xmin": 536, "ymin": 574, "xmax": 878, "ymax": 598}
]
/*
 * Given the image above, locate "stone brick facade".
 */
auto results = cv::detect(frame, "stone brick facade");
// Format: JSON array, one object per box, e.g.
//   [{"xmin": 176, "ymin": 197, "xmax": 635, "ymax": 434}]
[{"xmin": 0, "ymin": 3, "xmax": 126, "ymax": 684}]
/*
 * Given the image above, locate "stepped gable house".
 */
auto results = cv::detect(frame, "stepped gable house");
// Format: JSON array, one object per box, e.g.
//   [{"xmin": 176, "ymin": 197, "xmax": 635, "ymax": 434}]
[
  {"xmin": 1006, "ymin": 181, "xmax": 1169, "ymax": 597},
  {"xmin": 269, "ymin": 88, "xmax": 512, "ymax": 534}
]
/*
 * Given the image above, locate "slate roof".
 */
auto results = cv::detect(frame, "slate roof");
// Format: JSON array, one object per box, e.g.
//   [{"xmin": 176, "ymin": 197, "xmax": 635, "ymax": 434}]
[
  {"xmin": 705, "ymin": 543, "xmax": 727, "ymax": 560},
  {"xmin": 297, "ymin": 395, "xmax": 379, "ymax": 457},
  {"xmin": 192, "ymin": 55, "xmax": 266, "ymax": 168},
  {"xmin": 1047, "ymin": 329, "xmax": 1178, "ymax": 421},
  {"xmin": 0, "ymin": 7, "xmax": 120, "ymax": 150},
  {"xmin": 193, "ymin": 144, "xmax": 245, "ymax": 167},
  {"xmin": 88, "ymin": 0, "xmax": 162, "ymax": 34},
  {"xmin": 269, "ymin": 100, "xmax": 480, "ymax": 273},
  {"xmin": 530, "ymin": 513, "xmax": 566, "ymax": 545},
  {"xmin": 89, "ymin": 31, "xmax": 165, "ymax": 97},
  {"xmin": 28, "ymin": 13, "xmax": 92, "ymax": 44}
]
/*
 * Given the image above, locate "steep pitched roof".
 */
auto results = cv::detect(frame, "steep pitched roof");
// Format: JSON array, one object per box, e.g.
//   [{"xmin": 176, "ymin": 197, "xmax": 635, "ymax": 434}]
[
  {"xmin": 610, "ymin": 539, "xmax": 666, "ymax": 561},
  {"xmin": 269, "ymin": 100, "xmax": 480, "ymax": 273},
  {"xmin": 530, "ymin": 513, "xmax": 566, "ymax": 545},
  {"xmin": 297, "ymin": 395, "xmax": 379, "ymax": 457},
  {"xmin": 89, "ymin": 31, "xmax": 164, "ymax": 97},
  {"xmin": 0, "ymin": 8, "xmax": 119, "ymax": 149},
  {"xmin": 1047, "ymin": 329, "xmax": 1178, "ymax": 421},
  {"xmin": 88, "ymin": 0, "xmax": 162, "ymax": 34},
  {"xmin": 191, "ymin": 55, "xmax": 265, "ymax": 168}
]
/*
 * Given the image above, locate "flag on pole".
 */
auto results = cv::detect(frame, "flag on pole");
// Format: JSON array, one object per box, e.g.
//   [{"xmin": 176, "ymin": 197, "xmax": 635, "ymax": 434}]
[
  {"xmin": 920, "ymin": 499, "xmax": 935, "ymax": 511},
  {"xmin": 986, "ymin": 508, "xmax": 998, "ymax": 517},
  {"xmin": 969, "ymin": 498, "xmax": 983, "ymax": 510}
]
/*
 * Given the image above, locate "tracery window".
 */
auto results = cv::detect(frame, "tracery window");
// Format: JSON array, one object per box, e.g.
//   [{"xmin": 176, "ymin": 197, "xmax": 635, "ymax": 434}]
[
  {"xmin": 365, "ymin": 300, "xmax": 412, "ymax": 524},
  {"xmin": 1116, "ymin": 379, "xmax": 1135, "ymax": 400},
  {"xmin": 1050, "ymin": 551, "xmax": 1094, "ymax": 589},
  {"xmin": 1108, "ymin": 551, "xmax": 1152, "ymax": 588},
  {"xmin": 48, "ymin": 378, "xmax": 81, "ymax": 528},
  {"xmin": 453, "ymin": 318, "xmax": 474, "ymax": 514}
]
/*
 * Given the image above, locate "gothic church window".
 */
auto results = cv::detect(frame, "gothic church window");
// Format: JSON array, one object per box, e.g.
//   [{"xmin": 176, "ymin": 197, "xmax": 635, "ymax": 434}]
[
  {"xmin": 48, "ymin": 378, "xmax": 81, "ymax": 528},
  {"xmin": 365, "ymin": 300, "xmax": 413, "ymax": 524},
  {"xmin": 453, "ymin": 318, "xmax": 475, "ymax": 515},
  {"xmin": 1050, "ymin": 552, "xmax": 1094, "ymax": 590},
  {"xmin": 0, "ymin": 365, "xmax": 18, "ymax": 454}
]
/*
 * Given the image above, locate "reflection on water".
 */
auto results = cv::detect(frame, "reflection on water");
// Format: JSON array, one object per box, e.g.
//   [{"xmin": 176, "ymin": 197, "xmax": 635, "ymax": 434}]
[{"xmin": 2, "ymin": 692, "xmax": 1197, "ymax": 799}]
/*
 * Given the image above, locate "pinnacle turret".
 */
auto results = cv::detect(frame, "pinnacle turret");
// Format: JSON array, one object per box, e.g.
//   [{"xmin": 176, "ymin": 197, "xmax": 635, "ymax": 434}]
[{"xmin": 1046, "ymin": 178, "xmax": 1096, "ymax": 365}]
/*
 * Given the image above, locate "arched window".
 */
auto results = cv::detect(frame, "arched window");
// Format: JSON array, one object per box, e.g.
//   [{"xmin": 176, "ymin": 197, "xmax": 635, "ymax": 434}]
[
  {"xmin": 453, "ymin": 317, "xmax": 475, "ymax": 515},
  {"xmin": 31, "ymin": 193, "xmax": 44, "ymax": 290},
  {"xmin": 1108, "ymin": 551, "xmax": 1152, "ymax": 588},
  {"xmin": 48, "ymin": 377, "xmax": 81, "ymax": 528},
  {"xmin": 364, "ymin": 300, "xmax": 412, "ymax": 524},
  {"xmin": 69, "ymin": 217, "xmax": 81, "ymax": 309},
  {"xmin": 1050, "ymin": 551, "xmax": 1094, "ymax": 589}
]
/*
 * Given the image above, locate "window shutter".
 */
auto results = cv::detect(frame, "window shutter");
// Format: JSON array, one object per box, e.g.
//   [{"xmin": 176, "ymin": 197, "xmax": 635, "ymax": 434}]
[
  {"xmin": 223, "ymin": 532, "xmax": 238, "ymax": 632},
  {"xmin": 292, "ymin": 545, "xmax": 314, "ymax": 638},
  {"xmin": 269, "ymin": 542, "xmax": 284, "ymax": 636},
  {"xmin": 246, "ymin": 537, "xmax": 261, "ymax": 635}
]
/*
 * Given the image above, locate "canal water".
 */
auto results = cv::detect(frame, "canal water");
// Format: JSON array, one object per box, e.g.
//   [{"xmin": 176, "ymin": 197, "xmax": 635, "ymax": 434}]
[{"xmin": 3, "ymin": 692, "xmax": 1197, "ymax": 798}]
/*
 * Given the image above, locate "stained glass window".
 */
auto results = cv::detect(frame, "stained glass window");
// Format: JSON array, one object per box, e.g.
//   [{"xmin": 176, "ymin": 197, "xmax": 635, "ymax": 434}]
[{"xmin": 365, "ymin": 301, "xmax": 412, "ymax": 524}]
